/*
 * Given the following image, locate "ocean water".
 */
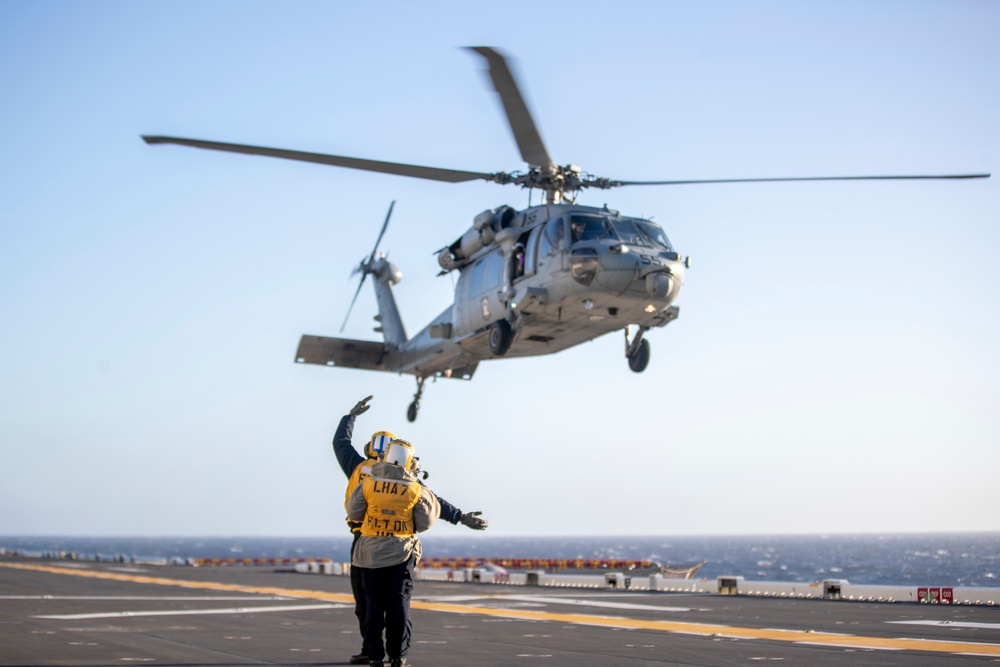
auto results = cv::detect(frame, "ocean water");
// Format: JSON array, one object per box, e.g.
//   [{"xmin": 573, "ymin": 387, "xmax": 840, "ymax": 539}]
[{"xmin": 2, "ymin": 533, "xmax": 998, "ymax": 588}]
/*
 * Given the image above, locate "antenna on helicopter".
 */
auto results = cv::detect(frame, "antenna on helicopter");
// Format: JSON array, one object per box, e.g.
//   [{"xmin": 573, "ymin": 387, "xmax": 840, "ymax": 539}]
[{"xmin": 341, "ymin": 200, "xmax": 395, "ymax": 332}]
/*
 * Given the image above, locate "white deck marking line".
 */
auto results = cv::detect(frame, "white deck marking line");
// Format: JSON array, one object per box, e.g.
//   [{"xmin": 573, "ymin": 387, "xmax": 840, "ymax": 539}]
[
  {"xmin": 1, "ymin": 595, "xmax": 293, "ymax": 601},
  {"xmin": 889, "ymin": 620, "xmax": 1000, "ymax": 630},
  {"xmin": 35, "ymin": 603, "xmax": 343, "ymax": 620},
  {"xmin": 487, "ymin": 594, "xmax": 692, "ymax": 613}
]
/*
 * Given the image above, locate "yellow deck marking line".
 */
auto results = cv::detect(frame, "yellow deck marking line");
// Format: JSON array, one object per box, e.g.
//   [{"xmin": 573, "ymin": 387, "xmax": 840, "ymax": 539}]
[
  {"xmin": 0, "ymin": 562, "xmax": 354, "ymax": 605},
  {"xmin": 4, "ymin": 562, "xmax": 999, "ymax": 657}
]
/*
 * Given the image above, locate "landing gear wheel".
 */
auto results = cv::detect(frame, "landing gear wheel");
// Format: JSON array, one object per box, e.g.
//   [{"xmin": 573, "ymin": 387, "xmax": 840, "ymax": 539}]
[
  {"xmin": 628, "ymin": 338, "xmax": 650, "ymax": 373},
  {"xmin": 488, "ymin": 319, "xmax": 513, "ymax": 356}
]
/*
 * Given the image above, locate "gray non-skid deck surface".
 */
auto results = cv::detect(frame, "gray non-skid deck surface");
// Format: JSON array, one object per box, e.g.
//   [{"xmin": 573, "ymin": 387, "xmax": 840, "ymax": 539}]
[{"xmin": 2, "ymin": 558, "xmax": 999, "ymax": 666}]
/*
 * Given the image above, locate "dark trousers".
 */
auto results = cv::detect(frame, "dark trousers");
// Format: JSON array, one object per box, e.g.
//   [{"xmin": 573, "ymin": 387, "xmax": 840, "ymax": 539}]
[
  {"xmin": 360, "ymin": 556, "xmax": 416, "ymax": 661},
  {"xmin": 349, "ymin": 532, "xmax": 368, "ymax": 654}
]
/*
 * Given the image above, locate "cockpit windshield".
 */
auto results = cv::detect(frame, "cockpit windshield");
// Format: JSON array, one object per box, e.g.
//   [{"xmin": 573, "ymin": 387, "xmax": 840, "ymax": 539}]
[
  {"xmin": 569, "ymin": 213, "xmax": 673, "ymax": 251},
  {"xmin": 634, "ymin": 220, "xmax": 673, "ymax": 250},
  {"xmin": 608, "ymin": 218, "xmax": 643, "ymax": 246}
]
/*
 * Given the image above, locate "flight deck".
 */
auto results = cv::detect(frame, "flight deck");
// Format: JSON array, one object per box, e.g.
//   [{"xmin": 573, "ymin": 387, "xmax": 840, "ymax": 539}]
[{"xmin": 2, "ymin": 556, "xmax": 999, "ymax": 666}]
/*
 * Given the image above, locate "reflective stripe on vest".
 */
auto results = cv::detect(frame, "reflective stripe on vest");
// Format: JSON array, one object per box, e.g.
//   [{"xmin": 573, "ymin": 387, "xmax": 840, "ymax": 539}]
[{"xmin": 360, "ymin": 474, "xmax": 421, "ymax": 537}]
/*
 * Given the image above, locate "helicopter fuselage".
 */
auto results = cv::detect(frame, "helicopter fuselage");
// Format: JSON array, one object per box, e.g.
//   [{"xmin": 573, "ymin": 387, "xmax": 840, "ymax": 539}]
[{"xmin": 379, "ymin": 202, "xmax": 684, "ymax": 379}]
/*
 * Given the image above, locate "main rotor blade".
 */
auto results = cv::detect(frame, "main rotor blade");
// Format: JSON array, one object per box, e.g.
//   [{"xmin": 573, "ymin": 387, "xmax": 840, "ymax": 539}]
[
  {"xmin": 467, "ymin": 47, "xmax": 555, "ymax": 172},
  {"xmin": 608, "ymin": 173, "xmax": 991, "ymax": 187},
  {"xmin": 341, "ymin": 273, "xmax": 367, "ymax": 333},
  {"xmin": 142, "ymin": 136, "xmax": 495, "ymax": 184},
  {"xmin": 369, "ymin": 200, "xmax": 395, "ymax": 264}
]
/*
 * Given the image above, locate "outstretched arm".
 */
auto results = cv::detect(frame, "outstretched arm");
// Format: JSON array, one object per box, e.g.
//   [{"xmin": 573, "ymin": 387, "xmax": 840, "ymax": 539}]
[
  {"xmin": 332, "ymin": 414, "xmax": 363, "ymax": 477},
  {"xmin": 436, "ymin": 495, "xmax": 463, "ymax": 525},
  {"xmin": 414, "ymin": 487, "xmax": 441, "ymax": 533},
  {"xmin": 331, "ymin": 396, "xmax": 372, "ymax": 477},
  {"xmin": 437, "ymin": 494, "xmax": 488, "ymax": 530}
]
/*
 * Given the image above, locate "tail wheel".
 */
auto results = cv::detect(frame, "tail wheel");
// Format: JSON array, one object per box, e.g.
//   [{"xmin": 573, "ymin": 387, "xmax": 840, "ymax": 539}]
[
  {"xmin": 628, "ymin": 338, "xmax": 650, "ymax": 373},
  {"xmin": 407, "ymin": 401, "xmax": 419, "ymax": 423},
  {"xmin": 488, "ymin": 320, "xmax": 513, "ymax": 356}
]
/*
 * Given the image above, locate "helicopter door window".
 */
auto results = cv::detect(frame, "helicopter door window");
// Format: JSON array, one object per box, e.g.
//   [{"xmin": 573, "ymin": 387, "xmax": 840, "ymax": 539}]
[
  {"xmin": 511, "ymin": 245, "xmax": 525, "ymax": 281},
  {"xmin": 522, "ymin": 228, "xmax": 538, "ymax": 277},
  {"xmin": 456, "ymin": 271, "xmax": 469, "ymax": 304},
  {"xmin": 540, "ymin": 217, "xmax": 563, "ymax": 255},
  {"xmin": 468, "ymin": 258, "xmax": 486, "ymax": 296},
  {"xmin": 485, "ymin": 251, "xmax": 503, "ymax": 290}
]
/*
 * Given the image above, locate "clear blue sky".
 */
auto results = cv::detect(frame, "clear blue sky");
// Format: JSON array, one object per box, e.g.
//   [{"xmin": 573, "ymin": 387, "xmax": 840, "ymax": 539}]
[{"xmin": 1, "ymin": 1, "xmax": 997, "ymax": 538}]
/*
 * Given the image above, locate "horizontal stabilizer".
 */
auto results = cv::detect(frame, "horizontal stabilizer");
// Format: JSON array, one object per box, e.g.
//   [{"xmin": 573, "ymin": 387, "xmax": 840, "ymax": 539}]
[{"xmin": 295, "ymin": 335, "xmax": 388, "ymax": 371}]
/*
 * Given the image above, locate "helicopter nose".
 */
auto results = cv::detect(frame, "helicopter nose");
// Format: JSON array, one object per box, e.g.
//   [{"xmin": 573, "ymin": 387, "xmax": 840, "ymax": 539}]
[
  {"xmin": 644, "ymin": 260, "xmax": 684, "ymax": 300},
  {"xmin": 645, "ymin": 271, "xmax": 672, "ymax": 298}
]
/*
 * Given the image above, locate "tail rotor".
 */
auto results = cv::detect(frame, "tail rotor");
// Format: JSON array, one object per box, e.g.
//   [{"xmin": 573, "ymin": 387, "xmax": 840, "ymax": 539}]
[{"xmin": 340, "ymin": 200, "xmax": 396, "ymax": 332}]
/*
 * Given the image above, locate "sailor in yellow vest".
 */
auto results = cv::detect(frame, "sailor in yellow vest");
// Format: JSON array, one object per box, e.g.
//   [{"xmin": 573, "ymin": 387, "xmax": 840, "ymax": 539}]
[
  {"xmin": 346, "ymin": 438, "xmax": 439, "ymax": 667},
  {"xmin": 334, "ymin": 396, "xmax": 486, "ymax": 665}
]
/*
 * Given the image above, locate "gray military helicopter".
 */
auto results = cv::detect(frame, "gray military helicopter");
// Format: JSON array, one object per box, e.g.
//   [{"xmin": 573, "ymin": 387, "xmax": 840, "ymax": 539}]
[{"xmin": 143, "ymin": 47, "xmax": 988, "ymax": 422}]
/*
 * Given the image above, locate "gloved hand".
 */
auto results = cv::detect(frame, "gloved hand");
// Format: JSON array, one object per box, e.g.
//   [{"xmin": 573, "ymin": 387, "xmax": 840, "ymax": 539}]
[
  {"xmin": 459, "ymin": 511, "xmax": 488, "ymax": 531},
  {"xmin": 349, "ymin": 395, "xmax": 373, "ymax": 417}
]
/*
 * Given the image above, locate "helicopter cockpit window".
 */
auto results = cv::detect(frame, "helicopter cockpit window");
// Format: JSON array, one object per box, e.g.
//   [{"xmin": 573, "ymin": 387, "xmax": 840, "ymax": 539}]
[
  {"xmin": 608, "ymin": 218, "xmax": 644, "ymax": 246},
  {"xmin": 570, "ymin": 215, "xmax": 610, "ymax": 243},
  {"xmin": 634, "ymin": 220, "xmax": 673, "ymax": 251}
]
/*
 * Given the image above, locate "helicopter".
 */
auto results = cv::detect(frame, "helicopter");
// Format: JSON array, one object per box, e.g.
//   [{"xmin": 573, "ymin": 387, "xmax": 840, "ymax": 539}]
[{"xmin": 143, "ymin": 47, "xmax": 989, "ymax": 422}]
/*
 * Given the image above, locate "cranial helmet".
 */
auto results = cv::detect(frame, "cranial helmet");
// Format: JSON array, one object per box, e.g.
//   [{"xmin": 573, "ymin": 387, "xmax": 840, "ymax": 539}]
[
  {"xmin": 366, "ymin": 431, "xmax": 396, "ymax": 459},
  {"xmin": 383, "ymin": 439, "xmax": 417, "ymax": 470}
]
